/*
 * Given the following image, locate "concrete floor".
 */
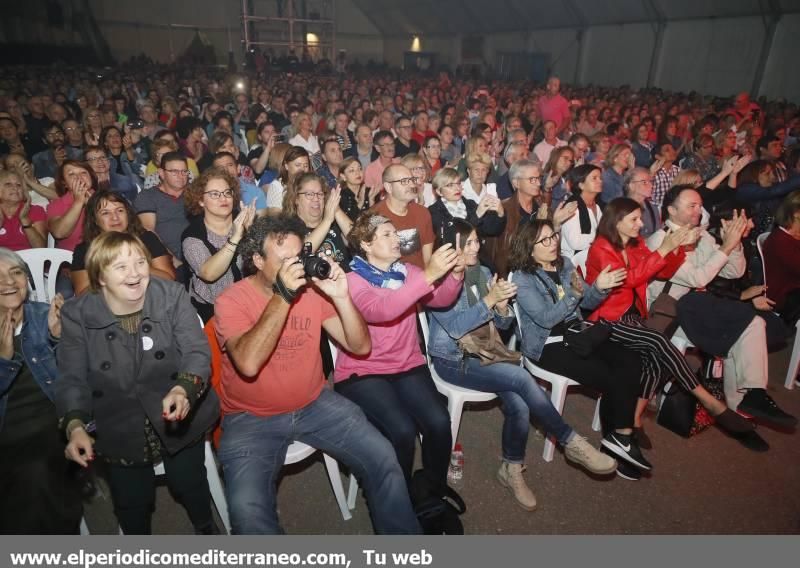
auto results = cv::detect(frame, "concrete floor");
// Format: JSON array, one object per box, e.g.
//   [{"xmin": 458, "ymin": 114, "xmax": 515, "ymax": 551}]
[{"xmin": 82, "ymin": 345, "xmax": 800, "ymax": 535}]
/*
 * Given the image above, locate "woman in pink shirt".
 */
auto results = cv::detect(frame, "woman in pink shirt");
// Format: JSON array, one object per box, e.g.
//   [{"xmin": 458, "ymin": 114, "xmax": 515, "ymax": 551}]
[
  {"xmin": 334, "ymin": 213, "xmax": 463, "ymax": 487},
  {"xmin": 47, "ymin": 160, "xmax": 96, "ymax": 252}
]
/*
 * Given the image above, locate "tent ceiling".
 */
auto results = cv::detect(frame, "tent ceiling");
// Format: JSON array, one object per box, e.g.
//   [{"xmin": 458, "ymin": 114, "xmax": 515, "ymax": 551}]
[{"xmin": 351, "ymin": 0, "xmax": 800, "ymax": 36}]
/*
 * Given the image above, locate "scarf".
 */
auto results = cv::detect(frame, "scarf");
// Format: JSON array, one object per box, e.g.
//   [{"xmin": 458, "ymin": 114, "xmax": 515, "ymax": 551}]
[
  {"xmin": 464, "ymin": 265, "xmax": 489, "ymax": 306},
  {"xmin": 443, "ymin": 199, "xmax": 468, "ymax": 219},
  {"xmin": 350, "ymin": 256, "xmax": 407, "ymax": 289}
]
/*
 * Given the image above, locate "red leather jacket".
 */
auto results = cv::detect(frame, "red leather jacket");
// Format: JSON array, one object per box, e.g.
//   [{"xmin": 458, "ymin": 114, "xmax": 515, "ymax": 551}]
[{"xmin": 584, "ymin": 236, "xmax": 684, "ymax": 321}]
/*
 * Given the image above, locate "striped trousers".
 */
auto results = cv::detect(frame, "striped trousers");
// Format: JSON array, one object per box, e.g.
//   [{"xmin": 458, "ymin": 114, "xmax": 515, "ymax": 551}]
[{"xmin": 607, "ymin": 315, "xmax": 700, "ymax": 399}]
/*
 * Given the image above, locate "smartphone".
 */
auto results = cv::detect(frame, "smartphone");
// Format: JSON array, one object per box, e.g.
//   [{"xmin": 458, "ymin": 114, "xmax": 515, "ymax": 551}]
[
  {"xmin": 567, "ymin": 321, "xmax": 594, "ymax": 334},
  {"xmin": 485, "ymin": 185, "xmax": 498, "ymax": 198}
]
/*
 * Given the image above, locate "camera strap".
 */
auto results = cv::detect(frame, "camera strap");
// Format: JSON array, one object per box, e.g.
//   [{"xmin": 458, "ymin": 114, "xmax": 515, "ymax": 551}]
[{"xmin": 272, "ymin": 274, "xmax": 300, "ymax": 304}]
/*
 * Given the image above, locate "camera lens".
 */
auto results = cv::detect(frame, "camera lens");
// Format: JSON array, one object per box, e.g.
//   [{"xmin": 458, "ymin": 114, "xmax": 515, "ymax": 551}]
[{"xmin": 302, "ymin": 256, "xmax": 331, "ymax": 279}]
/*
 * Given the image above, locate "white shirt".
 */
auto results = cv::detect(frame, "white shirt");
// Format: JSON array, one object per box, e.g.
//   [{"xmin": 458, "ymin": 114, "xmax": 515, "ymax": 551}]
[
  {"xmin": 533, "ymin": 138, "xmax": 567, "ymax": 164},
  {"xmin": 266, "ymin": 179, "xmax": 285, "ymax": 209},
  {"xmin": 461, "ymin": 179, "xmax": 497, "ymax": 204},
  {"xmin": 560, "ymin": 203, "xmax": 601, "ymax": 262},
  {"xmin": 288, "ymin": 133, "xmax": 320, "ymax": 154}
]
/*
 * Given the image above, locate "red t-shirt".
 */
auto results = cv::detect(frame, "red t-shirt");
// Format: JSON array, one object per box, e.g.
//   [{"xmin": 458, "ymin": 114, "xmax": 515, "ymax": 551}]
[
  {"xmin": 0, "ymin": 203, "xmax": 46, "ymax": 251},
  {"xmin": 372, "ymin": 200, "xmax": 435, "ymax": 269},
  {"xmin": 46, "ymin": 193, "xmax": 86, "ymax": 252},
  {"xmin": 214, "ymin": 278, "xmax": 337, "ymax": 417}
]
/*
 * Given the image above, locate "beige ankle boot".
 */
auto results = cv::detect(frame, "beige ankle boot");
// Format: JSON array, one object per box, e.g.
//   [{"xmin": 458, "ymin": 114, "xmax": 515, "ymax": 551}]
[{"xmin": 497, "ymin": 461, "xmax": 537, "ymax": 511}]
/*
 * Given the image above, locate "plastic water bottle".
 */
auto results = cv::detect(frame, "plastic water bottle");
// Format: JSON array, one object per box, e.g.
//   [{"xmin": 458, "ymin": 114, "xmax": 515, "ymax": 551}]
[{"xmin": 447, "ymin": 443, "xmax": 464, "ymax": 487}]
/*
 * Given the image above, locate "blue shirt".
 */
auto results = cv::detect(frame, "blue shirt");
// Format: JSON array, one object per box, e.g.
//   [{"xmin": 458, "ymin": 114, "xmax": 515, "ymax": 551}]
[{"xmin": 239, "ymin": 180, "xmax": 267, "ymax": 209}]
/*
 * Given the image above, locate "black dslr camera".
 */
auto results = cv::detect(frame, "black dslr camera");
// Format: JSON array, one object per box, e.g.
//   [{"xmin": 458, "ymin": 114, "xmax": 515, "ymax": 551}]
[{"xmin": 298, "ymin": 242, "xmax": 331, "ymax": 279}]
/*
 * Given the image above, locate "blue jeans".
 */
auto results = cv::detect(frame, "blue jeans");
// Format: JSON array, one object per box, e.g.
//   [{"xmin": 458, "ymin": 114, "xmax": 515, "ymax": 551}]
[
  {"xmin": 334, "ymin": 365, "xmax": 452, "ymax": 487},
  {"xmin": 217, "ymin": 388, "xmax": 420, "ymax": 535},
  {"xmin": 432, "ymin": 357, "xmax": 574, "ymax": 463}
]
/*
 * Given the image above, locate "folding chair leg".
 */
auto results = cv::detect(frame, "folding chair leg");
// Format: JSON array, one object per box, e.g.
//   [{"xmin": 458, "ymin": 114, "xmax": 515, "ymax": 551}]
[
  {"xmin": 322, "ymin": 453, "xmax": 352, "ymax": 521},
  {"xmin": 346, "ymin": 473, "xmax": 359, "ymax": 510},
  {"xmin": 785, "ymin": 325, "xmax": 800, "ymax": 390},
  {"xmin": 543, "ymin": 381, "xmax": 569, "ymax": 462},
  {"xmin": 446, "ymin": 395, "xmax": 465, "ymax": 450},
  {"xmin": 204, "ymin": 441, "xmax": 231, "ymax": 534},
  {"xmin": 592, "ymin": 397, "xmax": 602, "ymax": 432}
]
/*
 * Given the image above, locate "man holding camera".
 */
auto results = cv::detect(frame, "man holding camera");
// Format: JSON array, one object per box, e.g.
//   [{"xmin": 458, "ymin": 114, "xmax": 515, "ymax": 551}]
[{"xmin": 213, "ymin": 215, "xmax": 420, "ymax": 535}]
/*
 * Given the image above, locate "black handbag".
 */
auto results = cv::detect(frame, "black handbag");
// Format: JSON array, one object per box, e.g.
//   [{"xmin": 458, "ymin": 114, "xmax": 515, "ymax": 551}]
[
  {"xmin": 562, "ymin": 319, "xmax": 612, "ymax": 358},
  {"xmin": 657, "ymin": 359, "xmax": 725, "ymax": 438},
  {"xmin": 533, "ymin": 271, "xmax": 611, "ymax": 358},
  {"xmin": 409, "ymin": 470, "xmax": 466, "ymax": 535}
]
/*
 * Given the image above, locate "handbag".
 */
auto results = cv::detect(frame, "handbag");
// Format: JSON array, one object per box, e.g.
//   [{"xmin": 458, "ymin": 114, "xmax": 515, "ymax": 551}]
[
  {"xmin": 562, "ymin": 319, "xmax": 612, "ymax": 358},
  {"xmin": 645, "ymin": 281, "xmax": 680, "ymax": 337},
  {"xmin": 409, "ymin": 469, "xmax": 466, "ymax": 535},
  {"xmin": 657, "ymin": 357, "xmax": 725, "ymax": 438},
  {"xmin": 458, "ymin": 321, "xmax": 521, "ymax": 366}
]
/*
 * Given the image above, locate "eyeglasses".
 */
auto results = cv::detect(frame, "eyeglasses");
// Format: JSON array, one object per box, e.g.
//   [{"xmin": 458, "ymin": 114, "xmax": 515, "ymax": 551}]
[
  {"xmin": 299, "ymin": 192, "xmax": 325, "ymax": 200},
  {"xmin": 64, "ymin": 126, "xmax": 81, "ymax": 132},
  {"xmin": 376, "ymin": 143, "xmax": 394, "ymax": 148},
  {"xmin": 534, "ymin": 233, "xmax": 560, "ymax": 247},
  {"xmin": 203, "ymin": 189, "xmax": 234, "ymax": 200},
  {"xmin": 426, "ymin": 144, "xmax": 441, "ymax": 150},
  {"xmin": 164, "ymin": 169, "xmax": 190, "ymax": 176},
  {"xmin": 442, "ymin": 182, "xmax": 461, "ymax": 190},
  {"xmin": 522, "ymin": 176, "xmax": 542, "ymax": 184},
  {"xmin": 386, "ymin": 177, "xmax": 416, "ymax": 186},
  {"xmin": 397, "ymin": 124, "xmax": 412, "ymax": 130},
  {"xmin": 410, "ymin": 166, "xmax": 426, "ymax": 173},
  {"xmin": 630, "ymin": 178, "xmax": 653, "ymax": 186},
  {"xmin": 86, "ymin": 156, "xmax": 108, "ymax": 162}
]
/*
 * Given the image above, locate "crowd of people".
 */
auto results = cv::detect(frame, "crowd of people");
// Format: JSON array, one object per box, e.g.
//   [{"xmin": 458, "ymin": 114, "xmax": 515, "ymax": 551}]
[{"xmin": 1, "ymin": 62, "xmax": 799, "ymax": 535}]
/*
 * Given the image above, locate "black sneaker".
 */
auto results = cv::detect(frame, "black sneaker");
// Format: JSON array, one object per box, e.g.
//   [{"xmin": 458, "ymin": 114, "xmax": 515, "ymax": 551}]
[
  {"xmin": 737, "ymin": 389, "xmax": 798, "ymax": 429},
  {"xmin": 615, "ymin": 459, "xmax": 642, "ymax": 481},
  {"xmin": 601, "ymin": 432, "xmax": 652, "ymax": 470},
  {"xmin": 634, "ymin": 426, "xmax": 652, "ymax": 450},
  {"xmin": 730, "ymin": 429, "xmax": 770, "ymax": 452}
]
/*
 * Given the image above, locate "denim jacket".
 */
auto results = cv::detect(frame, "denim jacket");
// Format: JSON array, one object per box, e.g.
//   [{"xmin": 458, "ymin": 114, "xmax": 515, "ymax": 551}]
[
  {"xmin": 0, "ymin": 302, "xmax": 59, "ymax": 431},
  {"xmin": 512, "ymin": 259, "xmax": 608, "ymax": 361},
  {"xmin": 427, "ymin": 265, "xmax": 516, "ymax": 362}
]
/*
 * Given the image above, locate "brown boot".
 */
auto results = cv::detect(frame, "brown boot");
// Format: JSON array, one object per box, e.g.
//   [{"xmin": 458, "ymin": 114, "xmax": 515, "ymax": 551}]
[{"xmin": 497, "ymin": 462, "xmax": 537, "ymax": 511}]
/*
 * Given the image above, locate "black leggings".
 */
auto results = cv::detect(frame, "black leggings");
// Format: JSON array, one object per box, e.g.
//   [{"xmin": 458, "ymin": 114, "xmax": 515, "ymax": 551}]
[
  {"xmin": 106, "ymin": 439, "xmax": 212, "ymax": 535},
  {"xmin": 536, "ymin": 340, "xmax": 641, "ymax": 432}
]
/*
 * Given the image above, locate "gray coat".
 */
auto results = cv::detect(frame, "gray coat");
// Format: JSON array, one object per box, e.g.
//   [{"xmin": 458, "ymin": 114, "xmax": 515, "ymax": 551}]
[{"xmin": 55, "ymin": 277, "xmax": 218, "ymax": 461}]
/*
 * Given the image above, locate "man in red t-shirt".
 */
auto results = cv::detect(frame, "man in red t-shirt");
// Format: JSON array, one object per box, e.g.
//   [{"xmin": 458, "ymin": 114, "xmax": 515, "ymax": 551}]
[
  {"xmin": 537, "ymin": 76, "xmax": 571, "ymax": 137},
  {"xmin": 214, "ymin": 214, "xmax": 419, "ymax": 535},
  {"xmin": 371, "ymin": 164, "xmax": 435, "ymax": 269}
]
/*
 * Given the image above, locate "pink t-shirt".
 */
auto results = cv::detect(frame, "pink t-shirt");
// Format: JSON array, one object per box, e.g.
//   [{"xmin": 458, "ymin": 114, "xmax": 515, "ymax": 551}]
[
  {"xmin": 214, "ymin": 278, "xmax": 337, "ymax": 417},
  {"xmin": 333, "ymin": 264, "xmax": 462, "ymax": 382},
  {"xmin": 364, "ymin": 158, "xmax": 399, "ymax": 191},
  {"xmin": 537, "ymin": 94, "xmax": 571, "ymax": 131},
  {"xmin": 46, "ymin": 193, "xmax": 85, "ymax": 252},
  {"xmin": 0, "ymin": 203, "xmax": 46, "ymax": 251}
]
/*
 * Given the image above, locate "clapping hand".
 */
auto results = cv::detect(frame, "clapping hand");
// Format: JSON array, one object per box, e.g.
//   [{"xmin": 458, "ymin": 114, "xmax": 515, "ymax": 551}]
[
  {"xmin": 594, "ymin": 265, "xmax": 627, "ymax": 291},
  {"xmin": 484, "ymin": 274, "xmax": 517, "ymax": 311},
  {"xmin": 47, "ymin": 294, "xmax": 65, "ymax": 339}
]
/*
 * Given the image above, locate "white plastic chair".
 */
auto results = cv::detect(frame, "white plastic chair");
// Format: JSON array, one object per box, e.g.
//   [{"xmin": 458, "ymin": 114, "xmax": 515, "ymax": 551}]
[
  {"xmin": 785, "ymin": 320, "xmax": 800, "ymax": 390},
  {"xmin": 756, "ymin": 232, "xmax": 770, "ymax": 288},
  {"xmin": 17, "ymin": 248, "xmax": 72, "ymax": 303},
  {"xmin": 507, "ymin": 272, "xmax": 601, "ymax": 462},
  {"xmin": 417, "ymin": 310, "xmax": 499, "ymax": 447}
]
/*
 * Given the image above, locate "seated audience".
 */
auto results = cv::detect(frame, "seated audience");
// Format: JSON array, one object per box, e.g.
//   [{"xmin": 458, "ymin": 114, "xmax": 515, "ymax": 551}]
[
  {"xmin": 266, "ymin": 146, "xmax": 310, "ymax": 212},
  {"xmin": 47, "ymin": 160, "xmax": 97, "ymax": 252},
  {"xmin": 759, "ymin": 191, "xmax": 800, "ymax": 326},
  {"xmin": 72, "ymin": 191, "xmax": 175, "ymax": 295},
  {"xmin": 182, "ymin": 168, "xmax": 255, "ymax": 322},
  {"xmin": 0, "ymin": 170, "xmax": 47, "ymax": 250},
  {"xmin": 213, "ymin": 215, "xmax": 419, "ymax": 534},
  {"xmin": 585, "ymin": 198, "xmax": 756, "ymax": 447},
  {"xmin": 0, "ymin": 249, "xmax": 81, "ymax": 533},
  {"xmin": 560, "ymin": 165, "xmax": 603, "ymax": 265},
  {"xmin": 282, "ymin": 172, "xmax": 352, "ymax": 270},
  {"xmin": 462, "ymin": 152, "xmax": 497, "ymax": 204},
  {"xmin": 334, "ymin": 213, "xmax": 459, "ymax": 488},
  {"xmin": 338, "ymin": 156, "xmax": 380, "ymax": 222}
]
